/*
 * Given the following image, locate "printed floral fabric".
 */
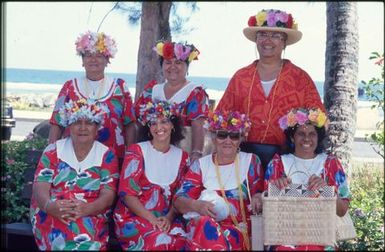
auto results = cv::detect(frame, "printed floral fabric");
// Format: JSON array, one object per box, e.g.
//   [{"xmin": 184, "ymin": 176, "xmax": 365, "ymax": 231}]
[
  {"xmin": 30, "ymin": 141, "xmax": 119, "ymax": 250},
  {"xmin": 50, "ymin": 77, "xmax": 136, "ymax": 158},
  {"xmin": 135, "ymin": 80, "xmax": 209, "ymax": 126},
  {"xmin": 174, "ymin": 153, "xmax": 264, "ymax": 250},
  {"xmin": 113, "ymin": 143, "xmax": 189, "ymax": 250},
  {"xmin": 216, "ymin": 59, "xmax": 325, "ymax": 146},
  {"xmin": 264, "ymin": 153, "xmax": 352, "ymax": 250}
]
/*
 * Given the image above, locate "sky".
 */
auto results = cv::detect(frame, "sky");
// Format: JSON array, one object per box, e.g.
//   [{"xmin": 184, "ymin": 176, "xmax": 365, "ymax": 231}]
[{"xmin": 3, "ymin": 1, "xmax": 384, "ymax": 82}]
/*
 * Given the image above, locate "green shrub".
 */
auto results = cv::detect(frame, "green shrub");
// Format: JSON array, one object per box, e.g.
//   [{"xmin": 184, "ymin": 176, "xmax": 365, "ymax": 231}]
[
  {"xmin": 338, "ymin": 164, "xmax": 384, "ymax": 251},
  {"xmin": 1, "ymin": 134, "xmax": 48, "ymax": 223}
]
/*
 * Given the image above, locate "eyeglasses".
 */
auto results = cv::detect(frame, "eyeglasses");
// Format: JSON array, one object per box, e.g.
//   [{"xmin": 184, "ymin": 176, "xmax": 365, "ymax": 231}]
[
  {"xmin": 83, "ymin": 52, "xmax": 105, "ymax": 59},
  {"xmin": 256, "ymin": 32, "xmax": 286, "ymax": 42},
  {"xmin": 215, "ymin": 130, "xmax": 241, "ymax": 140}
]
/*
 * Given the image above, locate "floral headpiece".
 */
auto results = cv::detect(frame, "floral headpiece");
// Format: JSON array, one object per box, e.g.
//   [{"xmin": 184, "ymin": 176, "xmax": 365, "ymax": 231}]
[
  {"xmin": 137, "ymin": 100, "xmax": 182, "ymax": 126},
  {"xmin": 248, "ymin": 9, "xmax": 298, "ymax": 30},
  {"xmin": 75, "ymin": 31, "xmax": 117, "ymax": 58},
  {"xmin": 58, "ymin": 98, "xmax": 109, "ymax": 127},
  {"xmin": 278, "ymin": 108, "xmax": 328, "ymax": 130},
  {"xmin": 243, "ymin": 9, "xmax": 302, "ymax": 45},
  {"xmin": 153, "ymin": 40, "xmax": 200, "ymax": 63},
  {"xmin": 206, "ymin": 111, "xmax": 251, "ymax": 133}
]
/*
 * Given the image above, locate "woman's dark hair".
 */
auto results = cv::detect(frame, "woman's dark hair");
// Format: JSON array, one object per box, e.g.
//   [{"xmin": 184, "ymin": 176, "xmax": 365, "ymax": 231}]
[
  {"xmin": 138, "ymin": 116, "xmax": 184, "ymax": 145},
  {"xmin": 159, "ymin": 57, "xmax": 190, "ymax": 68},
  {"xmin": 281, "ymin": 123, "xmax": 326, "ymax": 155}
]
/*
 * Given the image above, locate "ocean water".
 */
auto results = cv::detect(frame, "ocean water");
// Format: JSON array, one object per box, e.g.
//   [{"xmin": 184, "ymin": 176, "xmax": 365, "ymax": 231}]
[{"xmin": 3, "ymin": 67, "xmax": 371, "ymax": 100}]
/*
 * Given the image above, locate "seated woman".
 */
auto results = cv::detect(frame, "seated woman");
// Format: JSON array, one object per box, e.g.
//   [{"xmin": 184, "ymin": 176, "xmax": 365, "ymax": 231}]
[
  {"xmin": 265, "ymin": 107, "xmax": 352, "ymax": 250},
  {"xmin": 113, "ymin": 100, "xmax": 188, "ymax": 250},
  {"xmin": 30, "ymin": 98, "xmax": 119, "ymax": 250},
  {"xmin": 173, "ymin": 111, "xmax": 265, "ymax": 250}
]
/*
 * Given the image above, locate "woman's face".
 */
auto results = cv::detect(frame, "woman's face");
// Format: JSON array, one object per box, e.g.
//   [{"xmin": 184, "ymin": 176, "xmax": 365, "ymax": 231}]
[
  {"xmin": 69, "ymin": 118, "xmax": 99, "ymax": 145},
  {"xmin": 149, "ymin": 117, "xmax": 173, "ymax": 144},
  {"xmin": 292, "ymin": 124, "xmax": 318, "ymax": 158},
  {"xmin": 162, "ymin": 58, "xmax": 188, "ymax": 84},
  {"xmin": 214, "ymin": 130, "xmax": 242, "ymax": 157},
  {"xmin": 82, "ymin": 52, "xmax": 109, "ymax": 74},
  {"xmin": 255, "ymin": 31, "xmax": 286, "ymax": 59}
]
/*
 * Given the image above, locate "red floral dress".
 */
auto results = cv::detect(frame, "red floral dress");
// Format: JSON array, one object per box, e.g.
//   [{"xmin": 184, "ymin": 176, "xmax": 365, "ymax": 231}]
[
  {"xmin": 30, "ymin": 138, "xmax": 119, "ymax": 250},
  {"xmin": 135, "ymin": 80, "xmax": 209, "ymax": 126},
  {"xmin": 174, "ymin": 152, "xmax": 265, "ymax": 250},
  {"xmin": 50, "ymin": 76, "xmax": 136, "ymax": 159},
  {"xmin": 113, "ymin": 142, "xmax": 189, "ymax": 250},
  {"xmin": 264, "ymin": 153, "xmax": 352, "ymax": 250}
]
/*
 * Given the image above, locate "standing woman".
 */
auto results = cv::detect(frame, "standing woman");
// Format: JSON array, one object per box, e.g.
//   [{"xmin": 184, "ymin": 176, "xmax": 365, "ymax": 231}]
[
  {"xmin": 30, "ymin": 99, "xmax": 119, "ymax": 250},
  {"xmin": 173, "ymin": 111, "xmax": 265, "ymax": 250},
  {"xmin": 135, "ymin": 40, "xmax": 209, "ymax": 162},
  {"xmin": 265, "ymin": 107, "xmax": 351, "ymax": 250},
  {"xmin": 216, "ymin": 9, "xmax": 325, "ymax": 169},
  {"xmin": 49, "ymin": 31, "xmax": 136, "ymax": 165},
  {"xmin": 114, "ymin": 100, "xmax": 188, "ymax": 250}
]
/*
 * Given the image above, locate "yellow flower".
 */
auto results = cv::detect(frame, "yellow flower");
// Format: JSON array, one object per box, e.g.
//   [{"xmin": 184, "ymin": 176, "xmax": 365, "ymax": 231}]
[
  {"xmin": 308, "ymin": 109, "xmax": 318, "ymax": 123},
  {"xmin": 156, "ymin": 42, "xmax": 164, "ymax": 56},
  {"xmin": 316, "ymin": 111, "xmax": 327, "ymax": 127},
  {"xmin": 188, "ymin": 50, "xmax": 199, "ymax": 62},
  {"xmin": 292, "ymin": 22, "xmax": 298, "ymax": 30},
  {"xmin": 256, "ymin": 11, "xmax": 267, "ymax": 26},
  {"xmin": 231, "ymin": 118, "xmax": 239, "ymax": 126}
]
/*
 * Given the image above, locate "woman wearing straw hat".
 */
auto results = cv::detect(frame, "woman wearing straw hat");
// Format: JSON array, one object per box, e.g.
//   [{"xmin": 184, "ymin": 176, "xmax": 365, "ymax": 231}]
[
  {"xmin": 173, "ymin": 110, "xmax": 264, "ymax": 250},
  {"xmin": 48, "ymin": 31, "xmax": 136, "ymax": 165},
  {"xmin": 135, "ymin": 40, "xmax": 210, "ymax": 163},
  {"xmin": 113, "ymin": 100, "xmax": 188, "ymax": 250},
  {"xmin": 216, "ymin": 9, "xmax": 325, "ymax": 170},
  {"xmin": 264, "ymin": 107, "xmax": 351, "ymax": 250},
  {"xmin": 30, "ymin": 98, "xmax": 119, "ymax": 250}
]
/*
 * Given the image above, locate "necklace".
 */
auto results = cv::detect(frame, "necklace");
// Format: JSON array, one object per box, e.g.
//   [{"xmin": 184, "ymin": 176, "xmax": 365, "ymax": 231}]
[
  {"xmin": 286, "ymin": 155, "xmax": 316, "ymax": 183},
  {"xmin": 83, "ymin": 77, "xmax": 106, "ymax": 100},
  {"xmin": 214, "ymin": 153, "xmax": 250, "ymax": 250},
  {"xmin": 246, "ymin": 60, "xmax": 284, "ymax": 143}
]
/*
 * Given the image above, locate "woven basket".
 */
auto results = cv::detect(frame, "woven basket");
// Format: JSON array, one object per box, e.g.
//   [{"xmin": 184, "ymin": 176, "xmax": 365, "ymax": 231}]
[
  {"xmin": 336, "ymin": 212, "xmax": 357, "ymax": 241},
  {"xmin": 262, "ymin": 183, "xmax": 337, "ymax": 246}
]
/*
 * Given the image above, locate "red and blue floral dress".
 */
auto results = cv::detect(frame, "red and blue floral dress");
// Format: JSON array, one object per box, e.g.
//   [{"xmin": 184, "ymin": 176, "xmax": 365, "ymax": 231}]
[
  {"xmin": 50, "ymin": 76, "xmax": 136, "ymax": 159},
  {"xmin": 174, "ymin": 152, "xmax": 264, "ymax": 250},
  {"xmin": 264, "ymin": 153, "xmax": 352, "ymax": 251},
  {"xmin": 30, "ymin": 138, "xmax": 119, "ymax": 250},
  {"xmin": 113, "ymin": 142, "xmax": 189, "ymax": 250}
]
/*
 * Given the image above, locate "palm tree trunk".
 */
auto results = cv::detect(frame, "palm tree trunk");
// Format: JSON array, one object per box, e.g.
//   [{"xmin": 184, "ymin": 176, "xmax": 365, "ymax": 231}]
[
  {"xmin": 135, "ymin": 2, "xmax": 172, "ymax": 101},
  {"xmin": 324, "ymin": 2, "xmax": 359, "ymax": 172}
]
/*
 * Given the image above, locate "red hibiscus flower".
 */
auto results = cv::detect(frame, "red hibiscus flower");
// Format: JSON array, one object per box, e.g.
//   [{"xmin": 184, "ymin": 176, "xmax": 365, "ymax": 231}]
[
  {"xmin": 287, "ymin": 14, "xmax": 293, "ymax": 28},
  {"xmin": 163, "ymin": 43, "xmax": 174, "ymax": 60},
  {"xmin": 248, "ymin": 16, "xmax": 256, "ymax": 27}
]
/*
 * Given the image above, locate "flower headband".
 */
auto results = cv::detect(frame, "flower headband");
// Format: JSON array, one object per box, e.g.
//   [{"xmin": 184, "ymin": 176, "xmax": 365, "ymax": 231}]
[
  {"xmin": 153, "ymin": 40, "xmax": 200, "ymax": 63},
  {"xmin": 137, "ymin": 100, "xmax": 182, "ymax": 126},
  {"xmin": 247, "ymin": 9, "xmax": 298, "ymax": 30},
  {"xmin": 75, "ymin": 31, "xmax": 117, "ymax": 58},
  {"xmin": 278, "ymin": 108, "xmax": 328, "ymax": 130},
  {"xmin": 206, "ymin": 111, "xmax": 251, "ymax": 133},
  {"xmin": 58, "ymin": 98, "xmax": 109, "ymax": 127}
]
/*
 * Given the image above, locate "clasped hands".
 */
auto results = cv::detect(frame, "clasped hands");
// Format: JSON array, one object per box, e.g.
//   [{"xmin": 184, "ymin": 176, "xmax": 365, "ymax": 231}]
[
  {"xmin": 47, "ymin": 199, "xmax": 88, "ymax": 225},
  {"xmin": 149, "ymin": 216, "xmax": 172, "ymax": 232}
]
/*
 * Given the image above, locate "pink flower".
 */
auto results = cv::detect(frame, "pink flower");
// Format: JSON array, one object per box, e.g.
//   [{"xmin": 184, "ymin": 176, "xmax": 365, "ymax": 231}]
[
  {"xmin": 267, "ymin": 11, "xmax": 277, "ymax": 27},
  {"xmin": 275, "ymin": 11, "xmax": 289, "ymax": 23},
  {"xmin": 278, "ymin": 115, "xmax": 288, "ymax": 130},
  {"xmin": 296, "ymin": 111, "xmax": 308, "ymax": 125},
  {"xmin": 6, "ymin": 159, "xmax": 15, "ymax": 165}
]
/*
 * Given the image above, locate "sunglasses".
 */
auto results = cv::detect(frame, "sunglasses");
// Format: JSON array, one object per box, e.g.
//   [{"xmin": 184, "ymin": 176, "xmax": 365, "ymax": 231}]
[{"xmin": 215, "ymin": 130, "xmax": 241, "ymax": 140}]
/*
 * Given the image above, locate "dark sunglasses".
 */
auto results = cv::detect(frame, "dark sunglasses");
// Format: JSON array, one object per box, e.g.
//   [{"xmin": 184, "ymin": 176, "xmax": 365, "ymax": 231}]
[{"xmin": 216, "ymin": 130, "xmax": 241, "ymax": 140}]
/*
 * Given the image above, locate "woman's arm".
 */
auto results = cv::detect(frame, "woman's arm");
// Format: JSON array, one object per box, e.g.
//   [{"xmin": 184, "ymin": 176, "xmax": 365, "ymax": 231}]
[
  {"xmin": 190, "ymin": 118, "xmax": 205, "ymax": 161},
  {"xmin": 122, "ymin": 195, "xmax": 158, "ymax": 225},
  {"xmin": 124, "ymin": 122, "xmax": 137, "ymax": 147},
  {"xmin": 48, "ymin": 124, "xmax": 64, "ymax": 144},
  {"xmin": 174, "ymin": 196, "xmax": 216, "ymax": 219}
]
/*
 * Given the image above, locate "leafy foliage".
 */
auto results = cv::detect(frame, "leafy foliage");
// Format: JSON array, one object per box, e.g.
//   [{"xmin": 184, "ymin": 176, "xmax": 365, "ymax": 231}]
[
  {"xmin": 338, "ymin": 165, "xmax": 384, "ymax": 250},
  {"xmin": 361, "ymin": 52, "xmax": 384, "ymax": 158},
  {"xmin": 1, "ymin": 134, "xmax": 48, "ymax": 223}
]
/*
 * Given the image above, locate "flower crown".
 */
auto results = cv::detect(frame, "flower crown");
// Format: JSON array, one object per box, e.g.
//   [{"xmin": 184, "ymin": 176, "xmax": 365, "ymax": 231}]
[
  {"xmin": 75, "ymin": 31, "xmax": 117, "ymax": 58},
  {"xmin": 137, "ymin": 100, "xmax": 182, "ymax": 126},
  {"xmin": 153, "ymin": 40, "xmax": 200, "ymax": 63},
  {"xmin": 278, "ymin": 108, "xmax": 328, "ymax": 130},
  {"xmin": 58, "ymin": 98, "xmax": 109, "ymax": 127},
  {"xmin": 247, "ymin": 9, "xmax": 298, "ymax": 30},
  {"xmin": 206, "ymin": 111, "xmax": 251, "ymax": 133}
]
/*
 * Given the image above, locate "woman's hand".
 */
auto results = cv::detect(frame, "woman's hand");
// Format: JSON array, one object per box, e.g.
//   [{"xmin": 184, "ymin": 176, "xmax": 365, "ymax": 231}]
[
  {"xmin": 47, "ymin": 199, "xmax": 77, "ymax": 225},
  {"xmin": 65, "ymin": 199, "xmax": 89, "ymax": 221},
  {"xmin": 195, "ymin": 200, "xmax": 216, "ymax": 219},
  {"xmin": 272, "ymin": 176, "xmax": 292, "ymax": 190},
  {"xmin": 156, "ymin": 216, "xmax": 171, "ymax": 232},
  {"xmin": 251, "ymin": 193, "xmax": 263, "ymax": 215},
  {"xmin": 307, "ymin": 174, "xmax": 327, "ymax": 191}
]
